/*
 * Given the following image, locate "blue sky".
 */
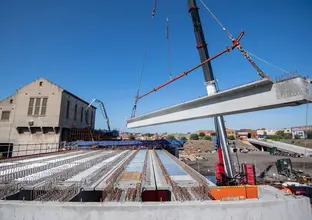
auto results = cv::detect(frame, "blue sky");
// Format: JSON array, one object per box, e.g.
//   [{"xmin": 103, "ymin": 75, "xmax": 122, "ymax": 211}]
[{"xmin": 0, "ymin": 0, "xmax": 311, "ymax": 133}]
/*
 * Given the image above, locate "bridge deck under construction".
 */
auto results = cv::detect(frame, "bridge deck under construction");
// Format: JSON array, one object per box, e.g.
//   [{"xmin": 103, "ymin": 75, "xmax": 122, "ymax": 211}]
[
  {"xmin": 0, "ymin": 149, "xmax": 311, "ymax": 220},
  {"xmin": 0, "ymin": 149, "xmax": 213, "ymax": 202}
]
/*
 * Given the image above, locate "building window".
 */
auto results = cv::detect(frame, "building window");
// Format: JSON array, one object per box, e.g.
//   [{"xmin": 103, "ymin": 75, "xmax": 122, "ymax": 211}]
[
  {"xmin": 90, "ymin": 110, "xmax": 93, "ymax": 127},
  {"xmin": 41, "ymin": 98, "xmax": 48, "ymax": 116},
  {"xmin": 27, "ymin": 98, "xmax": 35, "ymax": 115},
  {"xmin": 27, "ymin": 97, "xmax": 48, "ymax": 116},
  {"xmin": 74, "ymin": 104, "xmax": 77, "ymax": 121},
  {"xmin": 9, "ymin": 99, "xmax": 13, "ymax": 104},
  {"xmin": 85, "ymin": 109, "xmax": 89, "ymax": 124},
  {"xmin": 34, "ymin": 98, "xmax": 41, "ymax": 115},
  {"xmin": 80, "ymin": 107, "xmax": 84, "ymax": 122},
  {"xmin": 39, "ymin": 81, "xmax": 43, "ymax": 87},
  {"xmin": 66, "ymin": 100, "xmax": 70, "ymax": 119},
  {"xmin": 1, "ymin": 111, "xmax": 10, "ymax": 121}
]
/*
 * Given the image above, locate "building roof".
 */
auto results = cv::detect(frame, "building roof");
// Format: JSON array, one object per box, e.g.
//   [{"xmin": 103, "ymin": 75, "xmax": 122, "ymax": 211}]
[
  {"xmin": 14, "ymin": 77, "xmax": 96, "ymax": 109},
  {"xmin": 0, "ymin": 94, "xmax": 15, "ymax": 104}
]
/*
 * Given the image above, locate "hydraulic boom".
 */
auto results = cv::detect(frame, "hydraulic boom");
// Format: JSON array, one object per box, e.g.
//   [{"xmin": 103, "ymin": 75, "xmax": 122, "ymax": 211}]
[{"xmin": 87, "ymin": 98, "xmax": 111, "ymax": 132}]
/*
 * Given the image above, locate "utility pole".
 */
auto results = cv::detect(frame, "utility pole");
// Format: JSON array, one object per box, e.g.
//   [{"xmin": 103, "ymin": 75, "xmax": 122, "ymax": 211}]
[{"xmin": 187, "ymin": 0, "xmax": 235, "ymax": 181}]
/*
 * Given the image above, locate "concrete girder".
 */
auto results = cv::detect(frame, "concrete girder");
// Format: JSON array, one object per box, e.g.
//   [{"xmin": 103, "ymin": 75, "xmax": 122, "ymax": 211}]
[
  {"xmin": 248, "ymin": 138, "xmax": 312, "ymax": 156},
  {"xmin": 127, "ymin": 77, "xmax": 312, "ymax": 128}
]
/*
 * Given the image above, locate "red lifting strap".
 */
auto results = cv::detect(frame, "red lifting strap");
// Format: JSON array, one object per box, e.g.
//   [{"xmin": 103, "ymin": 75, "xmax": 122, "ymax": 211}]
[
  {"xmin": 188, "ymin": 6, "xmax": 199, "ymax": 13},
  {"xmin": 197, "ymin": 43, "xmax": 207, "ymax": 49}
]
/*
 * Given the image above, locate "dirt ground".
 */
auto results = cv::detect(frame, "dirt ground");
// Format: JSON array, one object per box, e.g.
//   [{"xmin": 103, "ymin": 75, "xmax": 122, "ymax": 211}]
[
  {"xmin": 281, "ymin": 139, "xmax": 312, "ymax": 149},
  {"xmin": 185, "ymin": 151, "xmax": 312, "ymax": 178},
  {"xmin": 182, "ymin": 139, "xmax": 312, "ymax": 180},
  {"xmin": 182, "ymin": 140, "xmax": 255, "ymax": 154}
]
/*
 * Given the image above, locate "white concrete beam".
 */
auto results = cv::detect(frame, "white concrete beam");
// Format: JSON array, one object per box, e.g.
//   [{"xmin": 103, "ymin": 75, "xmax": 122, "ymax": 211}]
[
  {"xmin": 127, "ymin": 77, "xmax": 312, "ymax": 128},
  {"xmin": 248, "ymin": 138, "xmax": 312, "ymax": 156}
]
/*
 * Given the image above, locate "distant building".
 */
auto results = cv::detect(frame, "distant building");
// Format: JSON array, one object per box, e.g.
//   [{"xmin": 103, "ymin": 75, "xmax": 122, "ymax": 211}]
[
  {"xmin": 197, "ymin": 129, "xmax": 236, "ymax": 138},
  {"xmin": 256, "ymin": 129, "xmax": 267, "ymax": 136},
  {"xmin": 256, "ymin": 128, "xmax": 291, "ymax": 136},
  {"xmin": 235, "ymin": 129, "xmax": 257, "ymax": 139},
  {"xmin": 291, "ymin": 125, "xmax": 312, "ymax": 139},
  {"xmin": 226, "ymin": 129, "xmax": 236, "ymax": 137},
  {"xmin": 0, "ymin": 78, "xmax": 96, "ymax": 157},
  {"xmin": 197, "ymin": 130, "xmax": 215, "ymax": 136}
]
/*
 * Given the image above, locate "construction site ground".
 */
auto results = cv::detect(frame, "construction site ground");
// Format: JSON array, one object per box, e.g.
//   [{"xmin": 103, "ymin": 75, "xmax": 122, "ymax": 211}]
[
  {"xmin": 281, "ymin": 139, "xmax": 312, "ymax": 149},
  {"xmin": 184, "ymin": 151, "xmax": 312, "ymax": 178},
  {"xmin": 182, "ymin": 140, "xmax": 255, "ymax": 154}
]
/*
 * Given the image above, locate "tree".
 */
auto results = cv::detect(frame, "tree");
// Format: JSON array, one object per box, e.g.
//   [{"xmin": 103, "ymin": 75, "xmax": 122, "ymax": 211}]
[
  {"xmin": 265, "ymin": 135, "xmax": 281, "ymax": 141},
  {"xmin": 190, "ymin": 133, "xmax": 199, "ymax": 140},
  {"xmin": 307, "ymin": 131, "xmax": 312, "ymax": 139},
  {"xmin": 144, "ymin": 133, "xmax": 153, "ymax": 137},
  {"xmin": 129, "ymin": 134, "xmax": 136, "ymax": 140},
  {"xmin": 227, "ymin": 135, "xmax": 235, "ymax": 140},
  {"xmin": 210, "ymin": 132, "xmax": 216, "ymax": 136},
  {"xmin": 275, "ymin": 130, "xmax": 285, "ymax": 137},
  {"xmin": 180, "ymin": 136, "xmax": 187, "ymax": 141},
  {"xmin": 203, "ymin": 136, "xmax": 211, "ymax": 140},
  {"xmin": 166, "ymin": 135, "xmax": 176, "ymax": 140},
  {"xmin": 284, "ymin": 133, "xmax": 292, "ymax": 139},
  {"xmin": 198, "ymin": 132, "xmax": 206, "ymax": 138}
]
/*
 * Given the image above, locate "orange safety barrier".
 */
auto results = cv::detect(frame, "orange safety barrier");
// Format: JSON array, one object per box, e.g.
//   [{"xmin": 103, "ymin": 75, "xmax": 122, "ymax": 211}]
[{"xmin": 209, "ymin": 185, "xmax": 258, "ymax": 200}]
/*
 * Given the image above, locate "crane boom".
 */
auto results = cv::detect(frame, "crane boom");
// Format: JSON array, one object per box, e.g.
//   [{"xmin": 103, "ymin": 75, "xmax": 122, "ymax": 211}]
[
  {"xmin": 86, "ymin": 98, "xmax": 111, "ymax": 132},
  {"xmin": 187, "ymin": 0, "xmax": 236, "ymax": 183}
]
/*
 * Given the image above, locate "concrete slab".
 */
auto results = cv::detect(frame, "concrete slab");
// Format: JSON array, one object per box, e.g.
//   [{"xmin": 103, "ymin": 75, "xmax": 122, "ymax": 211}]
[
  {"xmin": 127, "ymin": 77, "xmax": 312, "ymax": 128},
  {"xmin": 65, "ymin": 151, "xmax": 126, "ymax": 182},
  {"xmin": 93, "ymin": 151, "xmax": 137, "ymax": 191},
  {"xmin": 15, "ymin": 152, "xmax": 109, "ymax": 182},
  {"xmin": 151, "ymin": 151, "xmax": 170, "ymax": 190}
]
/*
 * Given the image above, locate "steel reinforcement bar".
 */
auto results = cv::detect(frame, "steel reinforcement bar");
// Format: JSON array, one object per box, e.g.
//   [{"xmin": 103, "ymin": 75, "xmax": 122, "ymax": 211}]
[
  {"xmin": 153, "ymin": 149, "xmax": 192, "ymax": 201},
  {"xmin": 81, "ymin": 151, "xmax": 130, "ymax": 187},
  {"xmin": 0, "ymin": 151, "xmax": 101, "ymax": 183},
  {"xmin": 102, "ymin": 150, "xmax": 139, "ymax": 201},
  {"xmin": 163, "ymin": 150, "xmax": 212, "ymax": 200}
]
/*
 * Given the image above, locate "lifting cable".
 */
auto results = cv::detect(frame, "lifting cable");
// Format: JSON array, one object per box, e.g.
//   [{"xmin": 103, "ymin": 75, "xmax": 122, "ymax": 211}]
[
  {"xmin": 247, "ymin": 52, "xmax": 289, "ymax": 73},
  {"xmin": 166, "ymin": 0, "xmax": 172, "ymax": 79},
  {"xmin": 136, "ymin": 32, "xmax": 244, "ymax": 101},
  {"xmin": 131, "ymin": 0, "xmax": 158, "ymax": 118},
  {"xmin": 198, "ymin": 0, "xmax": 270, "ymax": 79}
]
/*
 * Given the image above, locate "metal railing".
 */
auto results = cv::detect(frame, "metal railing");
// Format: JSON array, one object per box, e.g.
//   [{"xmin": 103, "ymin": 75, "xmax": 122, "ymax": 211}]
[{"xmin": 0, "ymin": 142, "xmax": 79, "ymax": 160}]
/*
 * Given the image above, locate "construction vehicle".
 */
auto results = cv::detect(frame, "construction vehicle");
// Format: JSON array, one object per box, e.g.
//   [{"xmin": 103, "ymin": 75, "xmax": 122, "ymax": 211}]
[
  {"xmin": 186, "ymin": 0, "xmax": 257, "ymax": 186},
  {"xmin": 86, "ymin": 98, "xmax": 111, "ymax": 132},
  {"xmin": 130, "ymin": 0, "xmax": 262, "ymax": 187},
  {"xmin": 276, "ymin": 158, "xmax": 312, "ymax": 183},
  {"xmin": 85, "ymin": 98, "xmax": 119, "ymax": 142}
]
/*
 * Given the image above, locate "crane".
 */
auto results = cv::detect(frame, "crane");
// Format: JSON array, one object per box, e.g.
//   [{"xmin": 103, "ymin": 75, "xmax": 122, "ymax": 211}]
[
  {"xmin": 130, "ymin": 0, "xmax": 258, "ymax": 185},
  {"xmin": 86, "ymin": 98, "xmax": 111, "ymax": 132},
  {"xmin": 187, "ymin": 0, "xmax": 236, "ymax": 185}
]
